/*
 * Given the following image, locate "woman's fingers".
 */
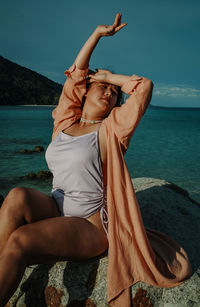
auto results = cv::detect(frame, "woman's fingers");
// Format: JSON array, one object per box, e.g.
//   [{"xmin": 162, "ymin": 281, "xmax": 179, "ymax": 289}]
[
  {"xmin": 88, "ymin": 69, "xmax": 111, "ymax": 83},
  {"xmin": 115, "ymin": 23, "xmax": 127, "ymax": 33},
  {"xmin": 95, "ymin": 69, "xmax": 108, "ymax": 73},
  {"xmin": 88, "ymin": 71, "xmax": 99, "ymax": 79},
  {"xmin": 113, "ymin": 13, "xmax": 121, "ymax": 27},
  {"xmin": 113, "ymin": 13, "xmax": 126, "ymax": 33}
]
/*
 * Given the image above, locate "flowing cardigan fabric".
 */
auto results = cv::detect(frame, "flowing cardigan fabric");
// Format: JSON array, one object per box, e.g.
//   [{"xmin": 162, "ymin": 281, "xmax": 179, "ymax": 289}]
[{"xmin": 51, "ymin": 64, "xmax": 192, "ymax": 307}]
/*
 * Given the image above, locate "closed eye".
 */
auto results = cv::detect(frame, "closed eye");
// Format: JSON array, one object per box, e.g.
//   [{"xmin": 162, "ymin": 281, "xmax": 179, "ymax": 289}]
[
  {"xmin": 98, "ymin": 84, "xmax": 118, "ymax": 93},
  {"xmin": 97, "ymin": 84, "xmax": 107, "ymax": 89}
]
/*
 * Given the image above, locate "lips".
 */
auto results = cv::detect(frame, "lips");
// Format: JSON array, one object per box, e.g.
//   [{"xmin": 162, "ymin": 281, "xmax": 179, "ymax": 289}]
[{"xmin": 102, "ymin": 97, "xmax": 110, "ymax": 102}]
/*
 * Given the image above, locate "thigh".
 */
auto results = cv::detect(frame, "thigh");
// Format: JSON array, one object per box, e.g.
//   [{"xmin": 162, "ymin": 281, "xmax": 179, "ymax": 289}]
[
  {"xmin": 10, "ymin": 216, "xmax": 108, "ymax": 264},
  {"xmin": 2, "ymin": 187, "xmax": 60, "ymax": 222},
  {"xmin": 21, "ymin": 188, "xmax": 61, "ymax": 221}
]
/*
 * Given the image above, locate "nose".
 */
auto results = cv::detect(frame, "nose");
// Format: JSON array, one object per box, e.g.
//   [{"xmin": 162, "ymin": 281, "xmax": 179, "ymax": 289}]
[{"xmin": 104, "ymin": 86, "xmax": 112, "ymax": 96}]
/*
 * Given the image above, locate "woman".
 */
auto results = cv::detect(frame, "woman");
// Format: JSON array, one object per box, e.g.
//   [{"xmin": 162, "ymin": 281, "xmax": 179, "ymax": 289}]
[{"xmin": 0, "ymin": 13, "xmax": 191, "ymax": 307}]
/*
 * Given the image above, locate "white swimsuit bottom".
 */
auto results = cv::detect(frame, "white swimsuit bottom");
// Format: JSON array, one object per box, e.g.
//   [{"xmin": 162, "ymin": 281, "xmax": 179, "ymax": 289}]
[{"xmin": 51, "ymin": 188, "xmax": 108, "ymax": 236}]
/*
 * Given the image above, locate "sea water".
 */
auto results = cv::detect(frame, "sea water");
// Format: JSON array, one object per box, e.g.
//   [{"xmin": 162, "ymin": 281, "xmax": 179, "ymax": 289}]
[{"xmin": 0, "ymin": 105, "xmax": 199, "ymax": 203}]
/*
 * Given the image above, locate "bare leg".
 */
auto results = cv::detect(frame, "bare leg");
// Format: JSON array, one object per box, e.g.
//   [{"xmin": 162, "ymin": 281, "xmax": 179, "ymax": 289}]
[
  {"xmin": 0, "ymin": 187, "xmax": 60, "ymax": 253},
  {"xmin": 0, "ymin": 215, "xmax": 108, "ymax": 306}
]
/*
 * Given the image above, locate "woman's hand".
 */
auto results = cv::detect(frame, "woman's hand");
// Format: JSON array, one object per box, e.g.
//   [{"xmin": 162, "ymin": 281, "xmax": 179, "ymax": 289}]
[
  {"xmin": 88, "ymin": 69, "xmax": 113, "ymax": 83},
  {"xmin": 95, "ymin": 13, "xmax": 127, "ymax": 37}
]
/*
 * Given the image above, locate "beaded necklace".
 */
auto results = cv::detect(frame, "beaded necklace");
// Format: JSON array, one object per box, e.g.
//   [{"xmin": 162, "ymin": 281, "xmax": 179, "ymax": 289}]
[{"xmin": 80, "ymin": 118, "xmax": 103, "ymax": 124}]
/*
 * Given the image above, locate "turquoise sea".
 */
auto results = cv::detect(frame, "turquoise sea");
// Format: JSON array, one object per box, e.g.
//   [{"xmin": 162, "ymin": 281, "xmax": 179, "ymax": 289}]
[{"xmin": 0, "ymin": 105, "xmax": 200, "ymax": 203}]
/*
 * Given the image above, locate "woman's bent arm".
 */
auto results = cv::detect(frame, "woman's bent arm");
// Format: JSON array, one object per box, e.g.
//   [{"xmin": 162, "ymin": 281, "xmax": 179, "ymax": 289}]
[
  {"xmin": 88, "ymin": 69, "xmax": 143, "ymax": 87},
  {"xmin": 105, "ymin": 75, "xmax": 153, "ymax": 149}
]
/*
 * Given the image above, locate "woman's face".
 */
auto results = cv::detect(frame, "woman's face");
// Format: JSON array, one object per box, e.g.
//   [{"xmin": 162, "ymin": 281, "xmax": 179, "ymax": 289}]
[{"xmin": 83, "ymin": 81, "xmax": 119, "ymax": 117}]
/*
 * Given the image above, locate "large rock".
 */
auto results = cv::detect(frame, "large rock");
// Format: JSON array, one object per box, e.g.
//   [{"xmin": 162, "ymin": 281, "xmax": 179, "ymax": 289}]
[{"xmin": 8, "ymin": 178, "xmax": 200, "ymax": 307}]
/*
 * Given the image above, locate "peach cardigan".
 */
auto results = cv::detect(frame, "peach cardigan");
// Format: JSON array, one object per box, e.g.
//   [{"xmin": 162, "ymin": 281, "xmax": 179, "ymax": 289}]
[{"xmin": 51, "ymin": 64, "xmax": 191, "ymax": 307}]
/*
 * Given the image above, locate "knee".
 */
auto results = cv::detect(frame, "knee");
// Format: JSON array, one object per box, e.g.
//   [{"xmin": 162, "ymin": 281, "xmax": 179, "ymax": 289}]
[
  {"xmin": 4, "ymin": 227, "xmax": 31, "ymax": 263},
  {"xmin": 3, "ymin": 187, "xmax": 29, "ymax": 214}
]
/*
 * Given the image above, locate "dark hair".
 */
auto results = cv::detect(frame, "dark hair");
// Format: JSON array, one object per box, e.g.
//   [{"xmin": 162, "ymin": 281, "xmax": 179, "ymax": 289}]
[{"xmin": 115, "ymin": 85, "xmax": 124, "ymax": 107}]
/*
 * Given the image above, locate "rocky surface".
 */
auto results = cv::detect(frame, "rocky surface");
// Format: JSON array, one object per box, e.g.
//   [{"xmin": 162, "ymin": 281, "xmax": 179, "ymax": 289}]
[{"xmin": 7, "ymin": 177, "xmax": 200, "ymax": 307}]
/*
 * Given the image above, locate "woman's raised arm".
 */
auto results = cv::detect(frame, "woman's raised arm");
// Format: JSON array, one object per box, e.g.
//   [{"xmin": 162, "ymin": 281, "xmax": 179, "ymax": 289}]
[
  {"xmin": 52, "ymin": 14, "xmax": 126, "ymax": 139},
  {"xmin": 74, "ymin": 13, "xmax": 126, "ymax": 69}
]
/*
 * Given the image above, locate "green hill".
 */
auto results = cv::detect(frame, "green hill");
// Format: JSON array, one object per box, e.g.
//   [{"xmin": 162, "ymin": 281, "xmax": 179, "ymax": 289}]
[{"xmin": 0, "ymin": 56, "xmax": 62, "ymax": 105}]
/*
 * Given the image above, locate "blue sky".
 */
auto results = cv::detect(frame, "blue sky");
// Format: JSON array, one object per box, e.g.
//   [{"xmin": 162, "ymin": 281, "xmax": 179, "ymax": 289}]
[{"xmin": 0, "ymin": 0, "xmax": 200, "ymax": 107}]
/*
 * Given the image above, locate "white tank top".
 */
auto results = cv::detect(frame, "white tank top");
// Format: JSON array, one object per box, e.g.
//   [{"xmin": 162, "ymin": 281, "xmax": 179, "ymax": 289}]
[{"xmin": 45, "ymin": 130, "xmax": 105, "ymax": 218}]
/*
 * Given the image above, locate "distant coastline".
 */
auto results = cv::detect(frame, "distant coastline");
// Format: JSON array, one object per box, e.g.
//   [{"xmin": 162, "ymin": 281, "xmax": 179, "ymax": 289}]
[
  {"xmin": 1, "ymin": 56, "xmax": 199, "ymax": 109},
  {"xmin": 0, "ymin": 105, "xmax": 56, "ymax": 107},
  {"xmin": 1, "ymin": 104, "xmax": 200, "ymax": 110},
  {"xmin": 150, "ymin": 104, "xmax": 200, "ymax": 110}
]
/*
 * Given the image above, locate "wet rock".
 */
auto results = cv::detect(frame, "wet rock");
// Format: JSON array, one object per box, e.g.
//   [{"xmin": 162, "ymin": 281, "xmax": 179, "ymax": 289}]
[
  {"xmin": 8, "ymin": 178, "xmax": 200, "ymax": 307},
  {"xmin": 33, "ymin": 146, "xmax": 44, "ymax": 152},
  {"xmin": 19, "ymin": 149, "xmax": 33, "ymax": 154},
  {"xmin": 19, "ymin": 146, "xmax": 44, "ymax": 154},
  {"xmin": 36, "ymin": 170, "xmax": 52, "ymax": 179},
  {"xmin": 25, "ymin": 172, "xmax": 37, "ymax": 179},
  {"xmin": 23, "ymin": 170, "xmax": 52, "ymax": 180}
]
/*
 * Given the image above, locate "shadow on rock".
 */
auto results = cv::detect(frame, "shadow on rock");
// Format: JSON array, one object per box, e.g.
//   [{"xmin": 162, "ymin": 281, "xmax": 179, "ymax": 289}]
[
  {"xmin": 63, "ymin": 253, "xmax": 104, "ymax": 306},
  {"xmin": 21, "ymin": 264, "xmax": 54, "ymax": 307}
]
